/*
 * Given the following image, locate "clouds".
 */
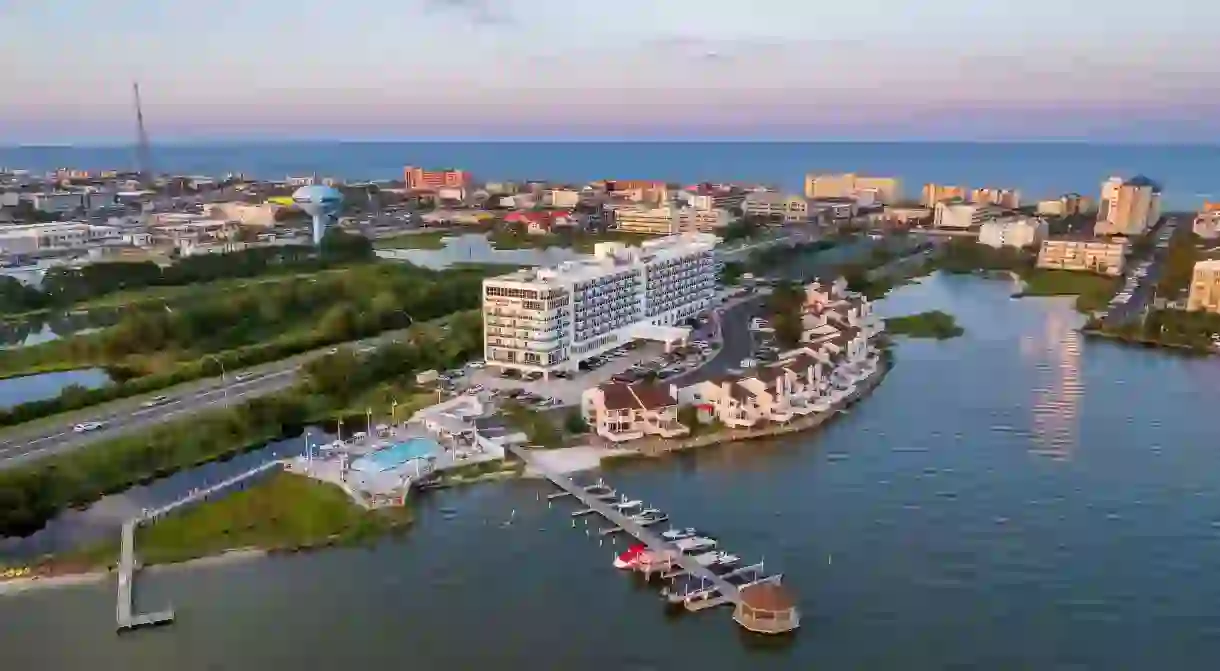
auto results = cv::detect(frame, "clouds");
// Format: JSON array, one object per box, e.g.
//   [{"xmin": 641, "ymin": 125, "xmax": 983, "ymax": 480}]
[{"xmin": 417, "ymin": 0, "xmax": 515, "ymax": 26}]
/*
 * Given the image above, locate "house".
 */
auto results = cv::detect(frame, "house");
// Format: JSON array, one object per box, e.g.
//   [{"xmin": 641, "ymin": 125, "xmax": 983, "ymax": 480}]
[
  {"xmin": 580, "ymin": 382, "xmax": 689, "ymax": 442},
  {"xmin": 677, "ymin": 376, "xmax": 767, "ymax": 429},
  {"xmin": 504, "ymin": 210, "xmax": 576, "ymax": 235}
]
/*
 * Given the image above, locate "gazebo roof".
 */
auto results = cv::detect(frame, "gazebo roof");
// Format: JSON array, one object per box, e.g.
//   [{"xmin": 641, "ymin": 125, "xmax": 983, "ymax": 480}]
[{"xmin": 739, "ymin": 582, "xmax": 796, "ymax": 612}]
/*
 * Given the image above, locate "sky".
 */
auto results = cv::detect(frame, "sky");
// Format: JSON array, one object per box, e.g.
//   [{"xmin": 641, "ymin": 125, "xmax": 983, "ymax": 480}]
[{"xmin": 2, "ymin": 0, "xmax": 1218, "ymax": 144}]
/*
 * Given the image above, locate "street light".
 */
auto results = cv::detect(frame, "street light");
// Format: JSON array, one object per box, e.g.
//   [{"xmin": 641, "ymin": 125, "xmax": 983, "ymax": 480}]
[
  {"xmin": 391, "ymin": 400, "xmax": 399, "ymax": 426},
  {"xmin": 201, "ymin": 354, "xmax": 228, "ymax": 405}
]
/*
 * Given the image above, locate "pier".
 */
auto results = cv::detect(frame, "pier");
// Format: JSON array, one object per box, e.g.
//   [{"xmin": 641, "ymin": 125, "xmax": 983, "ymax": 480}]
[
  {"xmin": 115, "ymin": 521, "xmax": 174, "ymax": 632},
  {"xmin": 115, "ymin": 459, "xmax": 284, "ymax": 633},
  {"xmin": 510, "ymin": 445, "xmax": 763, "ymax": 615}
]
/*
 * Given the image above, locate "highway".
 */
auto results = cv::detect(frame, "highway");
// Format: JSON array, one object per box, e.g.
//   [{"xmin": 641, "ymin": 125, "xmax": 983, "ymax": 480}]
[{"xmin": 0, "ymin": 327, "xmax": 422, "ymax": 470}]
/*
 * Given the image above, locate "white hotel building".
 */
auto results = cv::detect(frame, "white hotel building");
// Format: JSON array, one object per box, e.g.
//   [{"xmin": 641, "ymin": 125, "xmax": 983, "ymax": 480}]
[{"xmin": 482, "ymin": 233, "xmax": 719, "ymax": 377}]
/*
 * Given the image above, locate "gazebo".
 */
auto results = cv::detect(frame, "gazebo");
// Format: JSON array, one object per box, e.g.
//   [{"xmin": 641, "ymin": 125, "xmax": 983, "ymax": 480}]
[{"xmin": 733, "ymin": 582, "xmax": 800, "ymax": 634}]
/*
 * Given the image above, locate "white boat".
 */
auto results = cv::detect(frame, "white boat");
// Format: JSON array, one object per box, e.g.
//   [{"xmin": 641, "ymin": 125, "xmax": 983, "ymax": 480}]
[
  {"xmin": 610, "ymin": 499, "xmax": 643, "ymax": 511},
  {"xmin": 632, "ymin": 510, "xmax": 669, "ymax": 526},
  {"xmin": 660, "ymin": 527, "xmax": 699, "ymax": 541},
  {"xmin": 692, "ymin": 551, "xmax": 740, "ymax": 567},
  {"xmin": 672, "ymin": 536, "xmax": 717, "ymax": 554}
]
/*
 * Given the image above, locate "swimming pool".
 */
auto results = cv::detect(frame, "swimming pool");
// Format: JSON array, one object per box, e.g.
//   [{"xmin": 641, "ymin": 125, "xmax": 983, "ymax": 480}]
[{"xmin": 350, "ymin": 438, "xmax": 439, "ymax": 474}]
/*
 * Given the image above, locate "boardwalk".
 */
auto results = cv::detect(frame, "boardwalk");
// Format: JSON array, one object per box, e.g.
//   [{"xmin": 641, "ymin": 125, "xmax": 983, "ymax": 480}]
[
  {"xmin": 142, "ymin": 459, "xmax": 283, "ymax": 522},
  {"xmin": 508, "ymin": 444, "xmax": 746, "ymax": 607},
  {"xmin": 115, "ymin": 521, "xmax": 173, "ymax": 632}
]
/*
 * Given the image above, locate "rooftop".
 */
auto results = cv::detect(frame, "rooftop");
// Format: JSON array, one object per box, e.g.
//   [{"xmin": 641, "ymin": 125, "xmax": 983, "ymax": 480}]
[
  {"xmin": 486, "ymin": 232, "xmax": 718, "ymax": 285},
  {"xmin": 739, "ymin": 582, "xmax": 796, "ymax": 612}
]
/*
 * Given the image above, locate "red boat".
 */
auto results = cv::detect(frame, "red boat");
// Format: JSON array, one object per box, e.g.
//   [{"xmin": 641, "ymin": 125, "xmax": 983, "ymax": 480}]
[{"xmin": 613, "ymin": 543, "xmax": 648, "ymax": 569}]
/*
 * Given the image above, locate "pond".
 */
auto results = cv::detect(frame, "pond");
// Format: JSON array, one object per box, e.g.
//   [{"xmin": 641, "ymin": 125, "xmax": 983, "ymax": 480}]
[
  {"xmin": 0, "ymin": 309, "xmax": 121, "ymax": 350},
  {"xmin": 0, "ymin": 367, "xmax": 113, "ymax": 411},
  {"xmin": 376, "ymin": 233, "xmax": 582, "ymax": 269}
]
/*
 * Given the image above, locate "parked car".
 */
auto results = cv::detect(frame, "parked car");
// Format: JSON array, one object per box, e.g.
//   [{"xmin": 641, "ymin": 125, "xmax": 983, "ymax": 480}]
[{"xmin": 73, "ymin": 421, "xmax": 105, "ymax": 433}]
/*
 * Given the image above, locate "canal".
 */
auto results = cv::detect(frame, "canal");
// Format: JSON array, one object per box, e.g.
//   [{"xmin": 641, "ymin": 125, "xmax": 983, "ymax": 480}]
[{"xmin": 4, "ymin": 273, "xmax": 1220, "ymax": 670}]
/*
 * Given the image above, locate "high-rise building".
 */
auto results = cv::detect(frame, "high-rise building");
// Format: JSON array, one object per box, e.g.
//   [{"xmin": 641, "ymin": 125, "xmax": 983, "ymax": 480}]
[
  {"xmin": 1095, "ymin": 176, "xmax": 1161, "ymax": 236},
  {"xmin": 804, "ymin": 173, "xmax": 900, "ymax": 204},
  {"xmin": 482, "ymin": 233, "xmax": 719, "ymax": 377},
  {"xmin": 921, "ymin": 184, "xmax": 967, "ymax": 207},
  {"xmin": 1186, "ymin": 259, "xmax": 1220, "ymax": 313},
  {"xmin": 403, "ymin": 166, "xmax": 469, "ymax": 190},
  {"xmin": 971, "ymin": 187, "xmax": 1021, "ymax": 209},
  {"xmin": 1193, "ymin": 203, "xmax": 1220, "ymax": 239}
]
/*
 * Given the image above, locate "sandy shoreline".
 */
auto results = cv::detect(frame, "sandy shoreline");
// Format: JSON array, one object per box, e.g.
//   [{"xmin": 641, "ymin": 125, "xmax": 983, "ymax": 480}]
[{"xmin": 0, "ymin": 548, "xmax": 268, "ymax": 598}]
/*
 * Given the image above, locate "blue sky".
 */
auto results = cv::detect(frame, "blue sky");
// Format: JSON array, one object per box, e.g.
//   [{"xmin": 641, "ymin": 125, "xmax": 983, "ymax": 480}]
[{"xmin": 2, "ymin": 0, "xmax": 1217, "ymax": 143}]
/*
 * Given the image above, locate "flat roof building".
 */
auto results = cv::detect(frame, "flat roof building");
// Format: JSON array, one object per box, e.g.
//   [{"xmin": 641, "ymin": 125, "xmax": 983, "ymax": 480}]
[
  {"xmin": 1036, "ymin": 234, "xmax": 1128, "ymax": 276},
  {"xmin": 482, "ymin": 233, "xmax": 719, "ymax": 377},
  {"xmin": 1186, "ymin": 258, "xmax": 1220, "ymax": 313}
]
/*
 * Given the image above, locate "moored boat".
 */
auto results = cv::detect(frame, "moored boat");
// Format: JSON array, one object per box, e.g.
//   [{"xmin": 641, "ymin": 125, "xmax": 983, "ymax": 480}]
[{"xmin": 613, "ymin": 543, "xmax": 648, "ymax": 569}]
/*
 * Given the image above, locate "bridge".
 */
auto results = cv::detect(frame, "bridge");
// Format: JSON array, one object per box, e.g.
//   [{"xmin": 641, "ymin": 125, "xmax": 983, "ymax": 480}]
[
  {"xmin": 142, "ymin": 459, "xmax": 284, "ymax": 522},
  {"xmin": 506, "ymin": 444, "xmax": 746, "ymax": 608}
]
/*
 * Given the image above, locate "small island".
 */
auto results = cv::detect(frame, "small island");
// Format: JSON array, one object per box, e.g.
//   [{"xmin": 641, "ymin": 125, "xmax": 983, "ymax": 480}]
[{"xmin": 884, "ymin": 310, "xmax": 965, "ymax": 340}]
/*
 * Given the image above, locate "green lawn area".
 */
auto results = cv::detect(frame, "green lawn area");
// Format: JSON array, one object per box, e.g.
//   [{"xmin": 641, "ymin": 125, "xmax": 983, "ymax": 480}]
[
  {"xmin": 1020, "ymin": 269, "xmax": 1120, "ymax": 313},
  {"xmin": 373, "ymin": 231, "xmax": 452, "ymax": 250},
  {"xmin": 56, "ymin": 472, "xmax": 412, "ymax": 569},
  {"xmin": 884, "ymin": 310, "xmax": 965, "ymax": 340}
]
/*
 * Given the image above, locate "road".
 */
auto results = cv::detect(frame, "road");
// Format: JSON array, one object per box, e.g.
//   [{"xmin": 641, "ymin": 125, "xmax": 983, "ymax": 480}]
[
  {"xmin": 0, "ymin": 326, "xmax": 427, "ymax": 470},
  {"xmin": 1103, "ymin": 219, "xmax": 1178, "ymax": 326}
]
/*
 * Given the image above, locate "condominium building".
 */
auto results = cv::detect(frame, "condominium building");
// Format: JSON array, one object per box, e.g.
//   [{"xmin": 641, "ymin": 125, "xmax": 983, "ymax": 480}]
[
  {"xmin": 612, "ymin": 205, "xmax": 728, "ymax": 234},
  {"xmin": 604, "ymin": 180, "xmax": 668, "ymax": 204},
  {"xmin": 1036, "ymin": 234, "xmax": 1129, "ymax": 276},
  {"xmin": 1036, "ymin": 192, "xmax": 1094, "ymax": 217},
  {"xmin": 581, "ymin": 382, "xmax": 689, "ymax": 442},
  {"xmin": 28, "ymin": 191, "xmax": 84, "ymax": 214},
  {"xmin": 544, "ymin": 189, "xmax": 581, "ymax": 209},
  {"xmin": 0, "ymin": 222, "xmax": 120, "ymax": 254},
  {"xmin": 1193, "ymin": 203, "xmax": 1220, "ymax": 239},
  {"xmin": 1186, "ymin": 259, "xmax": 1220, "ymax": 313},
  {"xmin": 482, "ymin": 233, "xmax": 719, "ymax": 376},
  {"xmin": 613, "ymin": 205, "xmax": 679, "ymax": 235},
  {"xmin": 933, "ymin": 201, "xmax": 979, "ymax": 229},
  {"xmin": 921, "ymin": 184, "xmax": 967, "ymax": 207},
  {"xmin": 403, "ymin": 166, "xmax": 469, "ymax": 191},
  {"xmin": 804, "ymin": 173, "xmax": 900, "ymax": 204},
  {"xmin": 978, "ymin": 216, "xmax": 1048, "ymax": 249},
  {"xmin": 971, "ymin": 187, "xmax": 1021, "ymax": 209},
  {"xmin": 742, "ymin": 192, "xmax": 810, "ymax": 223},
  {"xmin": 1095, "ymin": 175, "xmax": 1161, "ymax": 236}
]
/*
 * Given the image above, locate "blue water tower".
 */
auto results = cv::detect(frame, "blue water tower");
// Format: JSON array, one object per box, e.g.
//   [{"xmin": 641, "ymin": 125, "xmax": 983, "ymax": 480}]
[{"xmin": 292, "ymin": 185, "xmax": 343, "ymax": 245}]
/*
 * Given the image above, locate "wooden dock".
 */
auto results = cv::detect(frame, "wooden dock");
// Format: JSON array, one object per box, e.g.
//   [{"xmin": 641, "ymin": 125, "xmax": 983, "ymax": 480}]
[
  {"xmin": 507, "ymin": 444, "xmax": 748, "ymax": 609},
  {"xmin": 115, "ymin": 521, "xmax": 174, "ymax": 633}
]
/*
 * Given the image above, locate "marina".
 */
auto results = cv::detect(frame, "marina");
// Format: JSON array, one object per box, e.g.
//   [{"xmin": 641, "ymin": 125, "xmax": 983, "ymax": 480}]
[{"xmin": 512, "ymin": 443, "xmax": 798, "ymax": 634}]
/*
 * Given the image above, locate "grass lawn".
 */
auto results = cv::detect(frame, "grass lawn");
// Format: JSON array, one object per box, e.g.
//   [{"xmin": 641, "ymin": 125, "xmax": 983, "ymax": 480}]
[
  {"xmin": 1020, "ymin": 269, "xmax": 1120, "ymax": 313},
  {"xmin": 56, "ymin": 471, "xmax": 412, "ymax": 569},
  {"xmin": 372, "ymin": 231, "xmax": 452, "ymax": 250}
]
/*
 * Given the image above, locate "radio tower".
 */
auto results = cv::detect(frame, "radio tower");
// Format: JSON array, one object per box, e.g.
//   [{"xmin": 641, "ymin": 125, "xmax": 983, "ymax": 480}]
[{"xmin": 132, "ymin": 82, "xmax": 153, "ymax": 185}]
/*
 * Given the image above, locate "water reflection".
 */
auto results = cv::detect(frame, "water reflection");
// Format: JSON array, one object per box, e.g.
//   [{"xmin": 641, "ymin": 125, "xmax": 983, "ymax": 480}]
[
  {"xmin": 1025, "ymin": 310, "xmax": 1084, "ymax": 459},
  {"xmin": 377, "ymin": 233, "xmax": 581, "ymax": 269},
  {"xmin": 0, "ymin": 309, "xmax": 121, "ymax": 350},
  {"xmin": 0, "ymin": 367, "xmax": 112, "ymax": 410}
]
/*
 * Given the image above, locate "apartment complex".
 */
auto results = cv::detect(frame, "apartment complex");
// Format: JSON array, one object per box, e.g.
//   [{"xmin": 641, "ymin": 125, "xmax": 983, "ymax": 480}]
[
  {"xmin": 581, "ymin": 382, "xmax": 689, "ymax": 442},
  {"xmin": 604, "ymin": 180, "xmax": 668, "ymax": 204},
  {"xmin": 544, "ymin": 189, "xmax": 581, "ymax": 209},
  {"xmin": 804, "ymin": 173, "xmax": 900, "ymax": 204},
  {"xmin": 0, "ymin": 222, "xmax": 121, "ymax": 254},
  {"xmin": 1095, "ymin": 176, "xmax": 1161, "ymax": 236},
  {"xmin": 1036, "ymin": 234, "xmax": 1129, "ymax": 276},
  {"xmin": 978, "ymin": 216, "xmax": 1048, "ymax": 249},
  {"xmin": 612, "ymin": 205, "xmax": 729, "ymax": 234},
  {"xmin": 403, "ymin": 166, "xmax": 469, "ymax": 191},
  {"xmin": 1036, "ymin": 193, "xmax": 1093, "ymax": 217},
  {"xmin": 742, "ymin": 192, "xmax": 811, "ymax": 223},
  {"xmin": 1193, "ymin": 203, "xmax": 1220, "ymax": 239},
  {"xmin": 933, "ymin": 201, "xmax": 981, "ymax": 229},
  {"xmin": 1186, "ymin": 259, "xmax": 1220, "ymax": 313},
  {"xmin": 971, "ymin": 187, "xmax": 1021, "ymax": 209},
  {"xmin": 482, "ymin": 233, "xmax": 719, "ymax": 377},
  {"xmin": 921, "ymin": 184, "xmax": 967, "ymax": 207}
]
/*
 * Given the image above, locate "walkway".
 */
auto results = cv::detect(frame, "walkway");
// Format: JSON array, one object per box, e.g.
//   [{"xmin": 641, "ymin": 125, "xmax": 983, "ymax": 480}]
[
  {"xmin": 142, "ymin": 459, "xmax": 283, "ymax": 522},
  {"xmin": 506, "ymin": 444, "xmax": 745, "ymax": 606},
  {"xmin": 115, "ymin": 520, "xmax": 173, "ymax": 632}
]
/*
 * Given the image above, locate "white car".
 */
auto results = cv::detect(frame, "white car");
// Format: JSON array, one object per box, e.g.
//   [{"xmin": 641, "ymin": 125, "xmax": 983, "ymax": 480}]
[
  {"xmin": 467, "ymin": 360, "xmax": 486, "ymax": 369},
  {"xmin": 73, "ymin": 421, "xmax": 105, "ymax": 433},
  {"xmin": 740, "ymin": 358, "xmax": 758, "ymax": 369},
  {"xmin": 140, "ymin": 395, "xmax": 170, "ymax": 409}
]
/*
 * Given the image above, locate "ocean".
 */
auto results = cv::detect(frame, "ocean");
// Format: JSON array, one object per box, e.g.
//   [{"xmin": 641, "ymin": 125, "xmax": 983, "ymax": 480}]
[{"xmin": 2, "ymin": 142, "xmax": 1218, "ymax": 210}]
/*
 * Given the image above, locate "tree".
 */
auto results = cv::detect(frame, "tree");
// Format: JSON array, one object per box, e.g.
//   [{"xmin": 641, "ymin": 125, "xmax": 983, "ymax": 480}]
[{"xmin": 564, "ymin": 410, "xmax": 588, "ymax": 434}]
